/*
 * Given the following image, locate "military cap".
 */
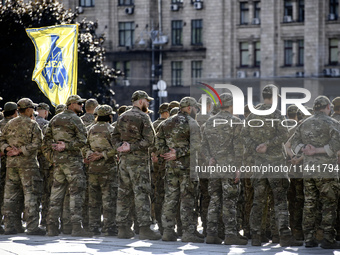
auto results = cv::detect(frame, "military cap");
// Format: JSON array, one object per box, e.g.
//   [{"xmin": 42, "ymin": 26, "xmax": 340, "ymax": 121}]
[
  {"xmin": 158, "ymin": 103, "xmax": 169, "ymax": 114},
  {"xmin": 85, "ymin": 98, "xmax": 99, "ymax": 109},
  {"xmin": 170, "ymin": 107, "xmax": 179, "ymax": 116},
  {"xmin": 97, "ymin": 105, "xmax": 115, "ymax": 117},
  {"xmin": 179, "ymin": 97, "xmax": 200, "ymax": 109},
  {"xmin": 55, "ymin": 104, "xmax": 66, "ymax": 114},
  {"xmin": 263, "ymin": 84, "xmax": 280, "ymax": 96},
  {"xmin": 287, "ymin": 105, "xmax": 298, "ymax": 115},
  {"xmin": 220, "ymin": 93, "xmax": 233, "ymax": 107},
  {"xmin": 94, "ymin": 105, "xmax": 100, "ymax": 116},
  {"xmin": 313, "ymin": 95, "xmax": 332, "ymax": 110},
  {"xmin": 3, "ymin": 102, "xmax": 18, "ymax": 112},
  {"xmin": 131, "ymin": 90, "xmax": 154, "ymax": 102},
  {"xmin": 17, "ymin": 98, "xmax": 38, "ymax": 109},
  {"xmin": 168, "ymin": 101, "xmax": 180, "ymax": 111},
  {"xmin": 37, "ymin": 102, "xmax": 50, "ymax": 112},
  {"xmin": 332, "ymin": 97, "xmax": 340, "ymax": 107},
  {"xmin": 117, "ymin": 105, "xmax": 127, "ymax": 115},
  {"xmin": 198, "ymin": 96, "xmax": 213, "ymax": 105},
  {"xmin": 66, "ymin": 95, "xmax": 86, "ymax": 106}
]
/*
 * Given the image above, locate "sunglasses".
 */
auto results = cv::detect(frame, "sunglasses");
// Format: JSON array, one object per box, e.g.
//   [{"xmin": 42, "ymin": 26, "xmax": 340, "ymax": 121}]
[{"xmin": 77, "ymin": 102, "xmax": 83, "ymax": 106}]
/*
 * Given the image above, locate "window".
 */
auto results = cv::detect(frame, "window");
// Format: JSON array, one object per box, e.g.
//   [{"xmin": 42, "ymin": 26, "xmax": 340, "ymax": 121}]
[
  {"xmin": 297, "ymin": 40, "xmax": 304, "ymax": 66},
  {"xmin": 298, "ymin": 0, "xmax": 304, "ymax": 22},
  {"xmin": 284, "ymin": 40, "xmax": 293, "ymax": 66},
  {"xmin": 254, "ymin": 42, "xmax": 261, "ymax": 67},
  {"xmin": 240, "ymin": 42, "xmax": 249, "ymax": 67},
  {"xmin": 171, "ymin": 61, "xmax": 183, "ymax": 86},
  {"xmin": 284, "ymin": 0, "xmax": 293, "ymax": 18},
  {"xmin": 118, "ymin": 0, "xmax": 134, "ymax": 5},
  {"xmin": 330, "ymin": 0, "xmax": 339, "ymax": 20},
  {"xmin": 113, "ymin": 62, "xmax": 121, "ymax": 71},
  {"xmin": 79, "ymin": 0, "xmax": 94, "ymax": 7},
  {"xmin": 240, "ymin": 2, "xmax": 249, "ymax": 25},
  {"xmin": 191, "ymin": 61, "xmax": 202, "ymax": 84},
  {"xmin": 191, "ymin": 20, "xmax": 203, "ymax": 46},
  {"xmin": 254, "ymin": 1, "xmax": 261, "ymax": 20},
  {"xmin": 329, "ymin": 39, "xmax": 339, "ymax": 65},
  {"xmin": 172, "ymin": 0, "xmax": 183, "ymax": 3},
  {"xmin": 124, "ymin": 61, "xmax": 131, "ymax": 79},
  {"xmin": 172, "ymin": 20, "xmax": 183, "ymax": 46},
  {"xmin": 119, "ymin": 22, "xmax": 134, "ymax": 47}
]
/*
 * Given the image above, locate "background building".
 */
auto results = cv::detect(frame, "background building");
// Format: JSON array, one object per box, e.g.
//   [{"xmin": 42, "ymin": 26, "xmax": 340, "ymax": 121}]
[{"xmin": 61, "ymin": 0, "xmax": 339, "ymax": 117}]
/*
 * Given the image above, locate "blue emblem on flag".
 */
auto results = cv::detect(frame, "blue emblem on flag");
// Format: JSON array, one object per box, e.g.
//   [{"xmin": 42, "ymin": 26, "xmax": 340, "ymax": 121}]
[{"xmin": 42, "ymin": 35, "xmax": 68, "ymax": 89}]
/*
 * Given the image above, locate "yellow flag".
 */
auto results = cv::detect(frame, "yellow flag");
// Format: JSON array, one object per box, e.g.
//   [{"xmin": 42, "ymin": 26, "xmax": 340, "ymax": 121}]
[{"xmin": 26, "ymin": 24, "xmax": 78, "ymax": 107}]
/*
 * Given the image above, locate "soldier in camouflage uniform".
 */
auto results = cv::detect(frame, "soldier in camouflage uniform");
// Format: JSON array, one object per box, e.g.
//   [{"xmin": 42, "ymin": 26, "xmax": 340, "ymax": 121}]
[
  {"xmin": 285, "ymin": 105, "xmax": 304, "ymax": 241},
  {"xmin": 241, "ymin": 105, "xmax": 254, "ymax": 239},
  {"xmin": 331, "ymin": 97, "xmax": 340, "ymax": 241},
  {"xmin": 0, "ymin": 102, "xmax": 19, "ymax": 234},
  {"xmin": 156, "ymin": 97, "xmax": 203, "ymax": 243},
  {"xmin": 112, "ymin": 90, "xmax": 161, "ymax": 240},
  {"xmin": 291, "ymin": 95, "xmax": 340, "ymax": 249},
  {"xmin": 196, "ymin": 96, "xmax": 214, "ymax": 237},
  {"xmin": 80, "ymin": 98, "xmax": 99, "ymax": 127},
  {"xmin": 35, "ymin": 102, "xmax": 52, "ymax": 227},
  {"xmin": 202, "ymin": 93, "xmax": 248, "ymax": 245},
  {"xmin": 42, "ymin": 95, "xmax": 89, "ymax": 237},
  {"xmin": 0, "ymin": 98, "xmax": 45, "ymax": 235},
  {"xmin": 241, "ymin": 85, "xmax": 302, "ymax": 247},
  {"xmin": 151, "ymin": 102, "xmax": 170, "ymax": 234},
  {"xmin": 82, "ymin": 105, "xmax": 117, "ymax": 236}
]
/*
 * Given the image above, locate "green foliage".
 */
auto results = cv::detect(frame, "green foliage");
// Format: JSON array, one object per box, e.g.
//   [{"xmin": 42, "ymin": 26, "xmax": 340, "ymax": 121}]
[{"xmin": 0, "ymin": 0, "xmax": 119, "ymax": 108}]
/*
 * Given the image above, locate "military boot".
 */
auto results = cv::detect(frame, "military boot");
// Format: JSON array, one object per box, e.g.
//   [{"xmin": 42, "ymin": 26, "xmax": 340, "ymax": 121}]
[
  {"xmin": 162, "ymin": 229, "xmax": 177, "ymax": 241},
  {"xmin": 195, "ymin": 230, "xmax": 205, "ymax": 238},
  {"xmin": 71, "ymin": 223, "xmax": 91, "ymax": 237},
  {"xmin": 206, "ymin": 234, "xmax": 223, "ymax": 244},
  {"xmin": 61, "ymin": 224, "xmax": 72, "ymax": 235},
  {"xmin": 280, "ymin": 234, "xmax": 303, "ymax": 247},
  {"xmin": 118, "ymin": 226, "xmax": 134, "ymax": 239},
  {"xmin": 305, "ymin": 239, "xmax": 318, "ymax": 248},
  {"xmin": 181, "ymin": 231, "xmax": 204, "ymax": 243},
  {"xmin": 139, "ymin": 226, "xmax": 161, "ymax": 240},
  {"xmin": 320, "ymin": 239, "xmax": 340, "ymax": 249},
  {"xmin": 47, "ymin": 224, "xmax": 59, "ymax": 237},
  {"xmin": 271, "ymin": 235, "xmax": 280, "ymax": 243},
  {"xmin": 224, "ymin": 234, "xmax": 248, "ymax": 245},
  {"xmin": 26, "ymin": 227, "xmax": 46, "ymax": 236},
  {"xmin": 251, "ymin": 234, "xmax": 261, "ymax": 246},
  {"xmin": 293, "ymin": 229, "xmax": 304, "ymax": 241}
]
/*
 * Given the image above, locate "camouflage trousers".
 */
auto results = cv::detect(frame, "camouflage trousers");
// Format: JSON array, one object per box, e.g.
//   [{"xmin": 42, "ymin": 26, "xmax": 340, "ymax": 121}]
[
  {"xmin": 207, "ymin": 178, "xmax": 240, "ymax": 236},
  {"xmin": 0, "ymin": 156, "xmax": 6, "ymax": 222},
  {"xmin": 162, "ymin": 160, "xmax": 198, "ymax": 234},
  {"xmin": 250, "ymin": 178, "xmax": 291, "ymax": 236},
  {"xmin": 241, "ymin": 178, "xmax": 253, "ymax": 235},
  {"xmin": 116, "ymin": 153, "xmax": 152, "ymax": 227},
  {"xmin": 303, "ymin": 178, "xmax": 339, "ymax": 242},
  {"xmin": 39, "ymin": 155, "xmax": 53, "ymax": 227},
  {"xmin": 88, "ymin": 172, "xmax": 117, "ymax": 232},
  {"xmin": 152, "ymin": 159, "xmax": 165, "ymax": 231},
  {"xmin": 47, "ymin": 158, "xmax": 86, "ymax": 226},
  {"xmin": 3, "ymin": 167, "xmax": 42, "ymax": 232},
  {"xmin": 288, "ymin": 178, "xmax": 304, "ymax": 232}
]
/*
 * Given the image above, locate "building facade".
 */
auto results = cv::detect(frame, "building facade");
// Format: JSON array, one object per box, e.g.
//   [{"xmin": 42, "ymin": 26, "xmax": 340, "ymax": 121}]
[{"xmin": 61, "ymin": 0, "xmax": 339, "ymax": 113}]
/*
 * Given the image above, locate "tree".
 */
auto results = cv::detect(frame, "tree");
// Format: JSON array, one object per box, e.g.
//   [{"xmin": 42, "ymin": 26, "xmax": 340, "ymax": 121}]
[{"xmin": 0, "ymin": 0, "xmax": 120, "ymax": 110}]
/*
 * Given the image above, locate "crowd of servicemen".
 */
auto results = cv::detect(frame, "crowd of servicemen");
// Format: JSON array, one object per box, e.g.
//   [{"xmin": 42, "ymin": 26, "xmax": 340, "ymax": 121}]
[{"xmin": 0, "ymin": 83, "xmax": 340, "ymax": 249}]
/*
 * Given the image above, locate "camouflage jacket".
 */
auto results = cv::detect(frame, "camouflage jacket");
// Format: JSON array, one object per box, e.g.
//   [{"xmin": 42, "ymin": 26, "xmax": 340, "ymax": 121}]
[
  {"xmin": 112, "ymin": 106, "xmax": 155, "ymax": 154},
  {"xmin": 153, "ymin": 117, "xmax": 166, "ymax": 132},
  {"xmin": 0, "ymin": 115, "xmax": 42, "ymax": 168},
  {"xmin": 241, "ymin": 103, "xmax": 288, "ymax": 161},
  {"xmin": 80, "ymin": 112, "xmax": 95, "ymax": 127},
  {"xmin": 42, "ymin": 109, "xmax": 87, "ymax": 163},
  {"xmin": 291, "ymin": 111, "xmax": 340, "ymax": 177},
  {"xmin": 331, "ymin": 113, "xmax": 340, "ymax": 122},
  {"xmin": 0, "ymin": 116, "xmax": 15, "ymax": 132},
  {"xmin": 156, "ymin": 111, "xmax": 201, "ymax": 161},
  {"xmin": 201, "ymin": 110, "xmax": 243, "ymax": 168},
  {"xmin": 35, "ymin": 116, "xmax": 49, "ymax": 131},
  {"xmin": 82, "ymin": 121, "xmax": 116, "ymax": 173}
]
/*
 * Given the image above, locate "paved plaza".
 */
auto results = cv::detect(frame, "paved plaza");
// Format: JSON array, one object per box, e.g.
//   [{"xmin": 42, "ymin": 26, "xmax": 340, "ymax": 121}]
[{"xmin": 0, "ymin": 233, "xmax": 340, "ymax": 255}]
